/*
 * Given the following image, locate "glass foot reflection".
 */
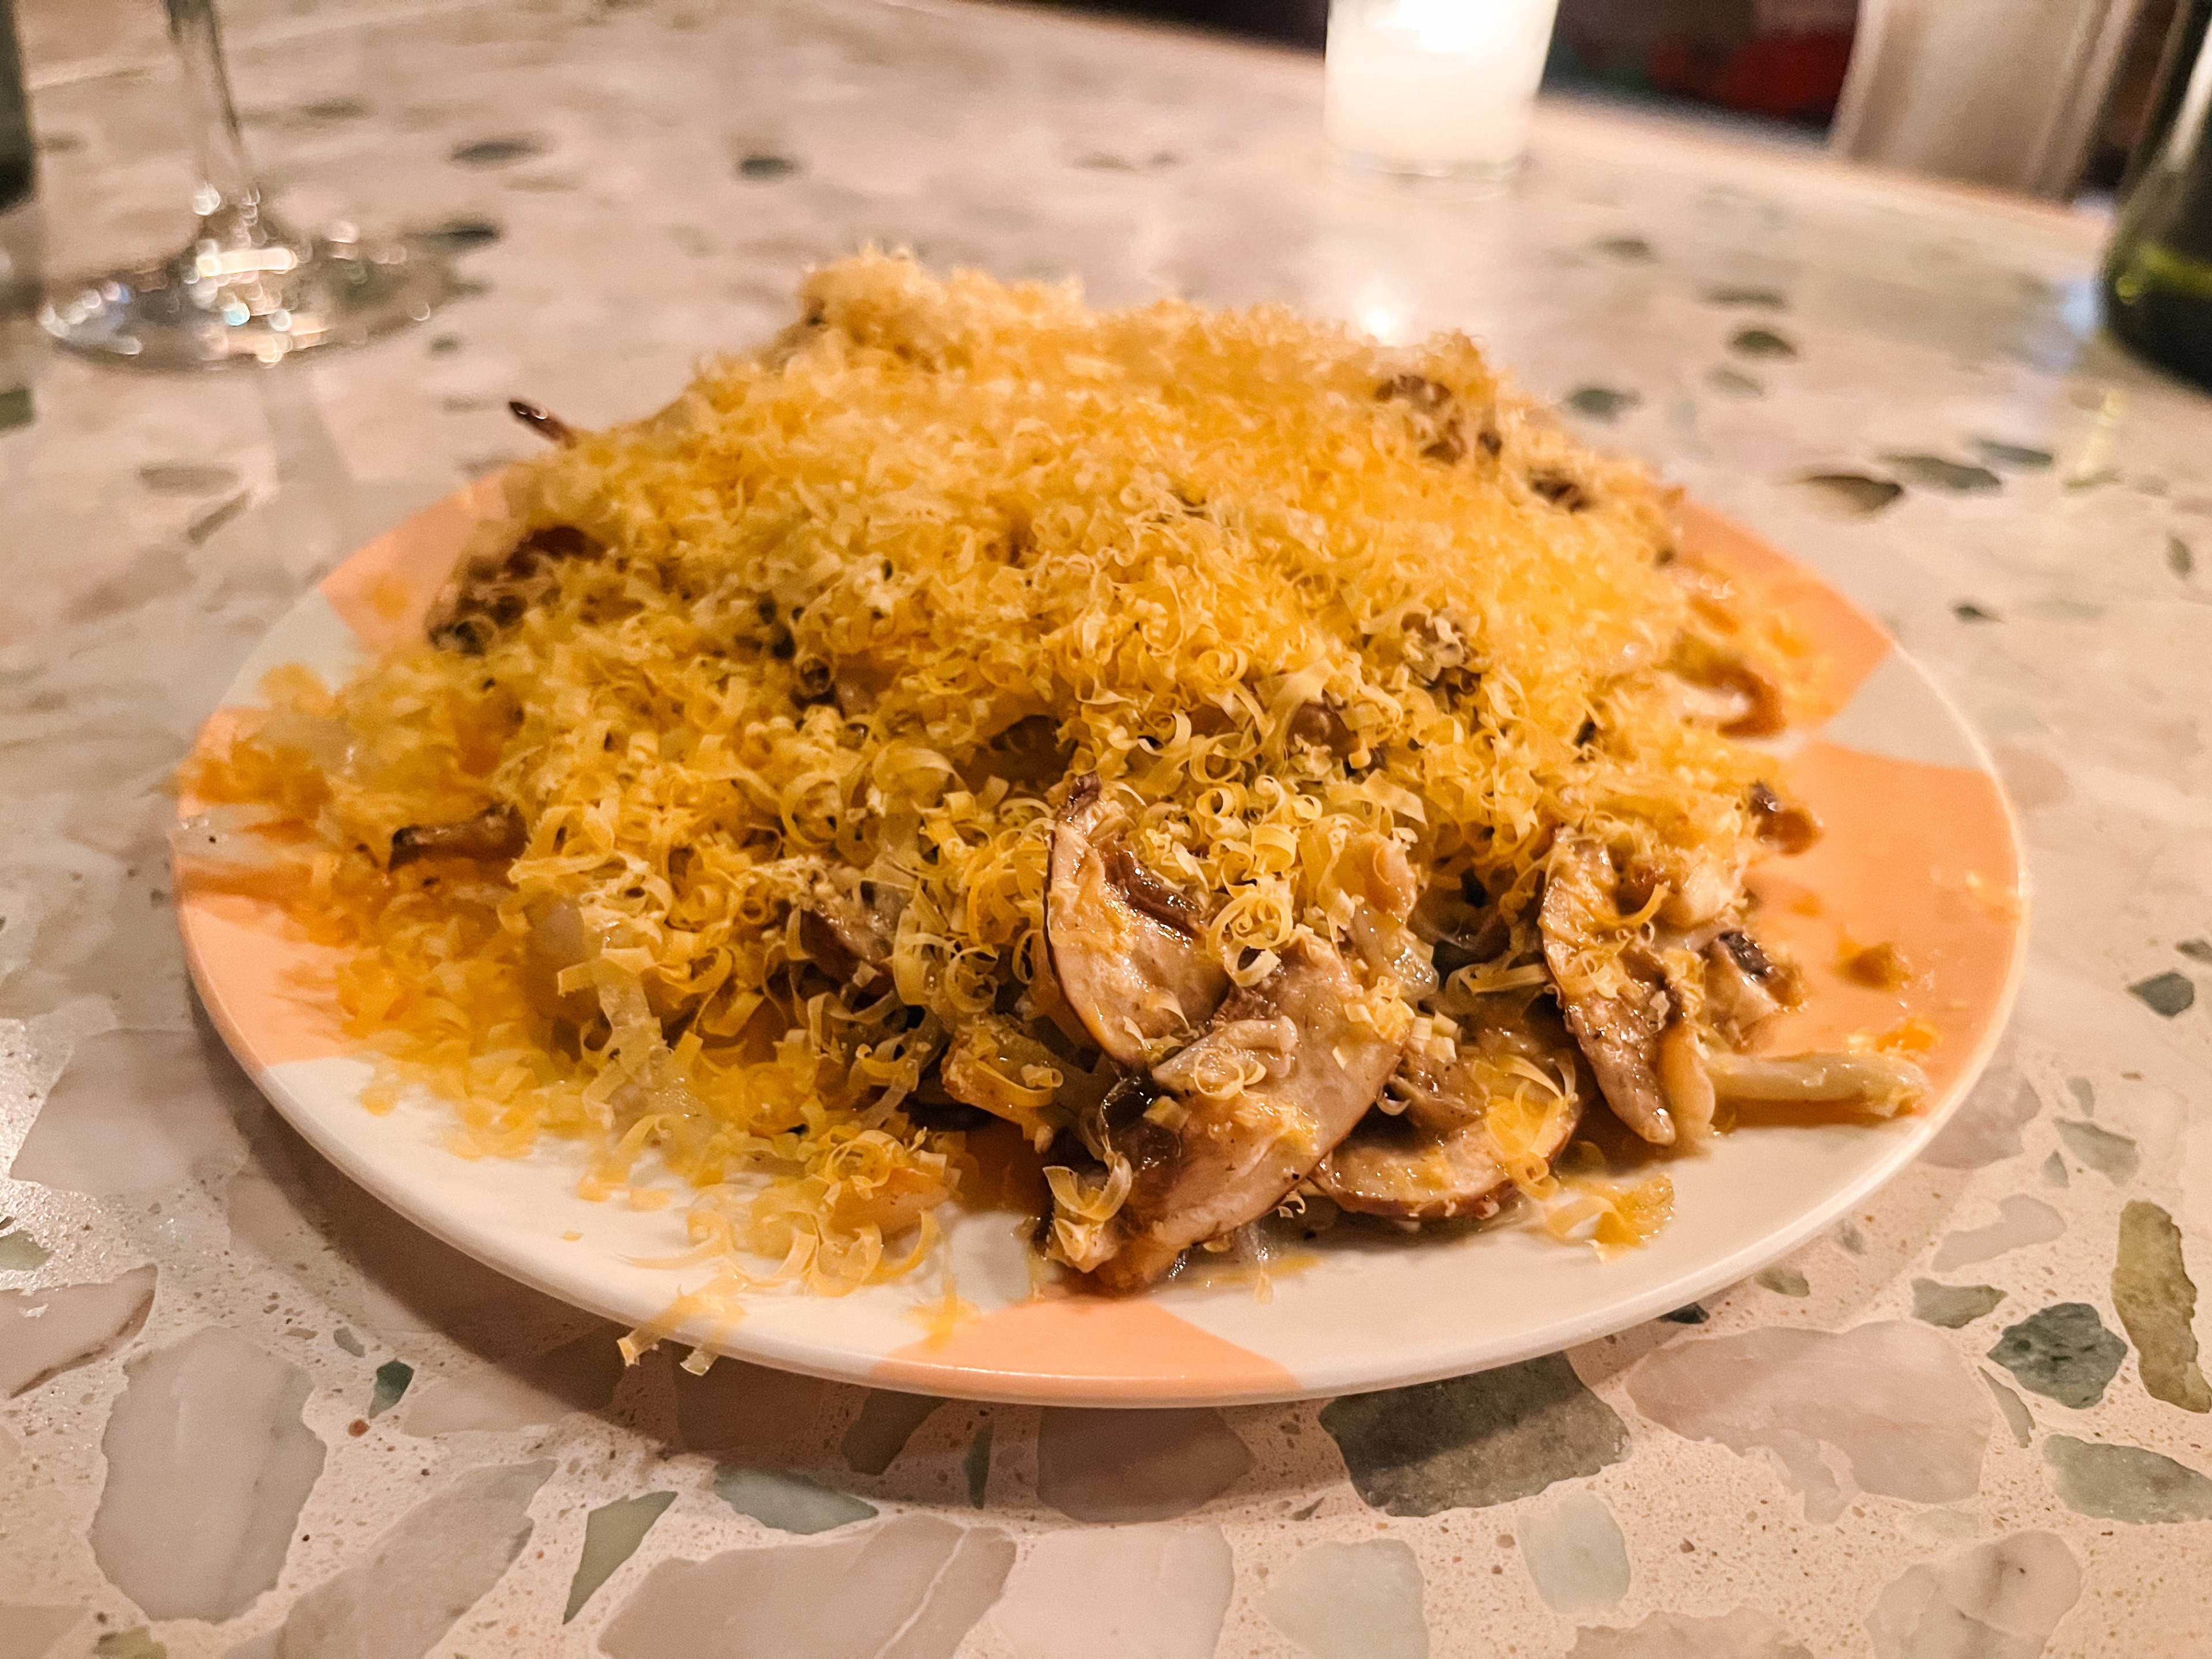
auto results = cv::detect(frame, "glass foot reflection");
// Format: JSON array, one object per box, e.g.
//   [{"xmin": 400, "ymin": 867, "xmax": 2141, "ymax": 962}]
[
  {"xmin": 42, "ymin": 213, "xmax": 440, "ymax": 370},
  {"xmin": 42, "ymin": 0, "xmax": 443, "ymax": 370}
]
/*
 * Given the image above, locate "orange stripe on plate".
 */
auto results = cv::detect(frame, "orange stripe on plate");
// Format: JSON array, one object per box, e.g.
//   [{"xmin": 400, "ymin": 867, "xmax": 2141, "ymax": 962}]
[
  {"xmin": 1678, "ymin": 501, "xmax": 1891, "ymax": 725},
  {"xmin": 177, "ymin": 884, "xmax": 351, "ymax": 1068},
  {"xmin": 1750, "ymin": 740, "xmax": 2023, "ymax": 1099},
  {"xmin": 177, "ymin": 711, "xmax": 353, "ymax": 1067},
  {"xmin": 872, "ymin": 1293, "xmax": 1298, "ymax": 1400},
  {"xmin": 319, "ymin": 474, "xmax": 509, "ymax": 652}
]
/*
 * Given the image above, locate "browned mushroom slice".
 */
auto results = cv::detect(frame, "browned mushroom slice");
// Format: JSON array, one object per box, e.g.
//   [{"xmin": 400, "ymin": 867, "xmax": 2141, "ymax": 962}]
[
  {"xmin": 1398, "ymin": 609, "xmax": 1480, "ymax": 699},
  {"xmin": 1747, "ymin": 781, "xmax": 1821, "ymax": 854},
  {"xmin": 1527, "ymin": 470, "xmax": 1591, "ymax": 511},
  {"xmin": 1378, "ymin": 372, "xmax": 1452, "ymax": 413},
  {"xmin": 964, "ymin": 713, "xmax": 1073, "ymax": 793},
  {"xmin": 1319, "ymin": 1104, "xmax": 1512, "ymax": 1221},
  {"xmin": 1539, "ymin": 838, "xmax": 1682, "ymax": 1146},
  {"xmin": 1377, "ymin": 373, "xmax": 1474, "ymax": 462},
  {"xmin": 1657, "ymin": 1021, "xmax": 1715, "ymax": 1142},
  {"xmin": 1667, "ymin": 632, "xmax": 1787, "ymax": 738},
  {"xmin": 1702, "ymin": 928, "xmax": 1801, "ymax": 1046},
  {"xmin": 1081, "ymin": 937, "xmax": 1405, "ymax": 1291},
  {"xmin": 388, "ymin": 802, "xmax": 527, "ymax": 868},
  {"xmin": 426, "ymin": 524, "xmax": 604, "ymax": 654},
  {"xmin": 1616, "ymin": 848, "xmax": 1741, "ymax": 933},
  {"xmin": 507, "ymin": 399, "xmax": 579, "ymax": 446},
  {"xmin": 1318, "ymin": 994, "xmax": 1585, "ymax": 1219},
  {"xmin": 1321, "ymin": 1066, "xmax": 1579, "ymax": 1223},
  {"xmin": 1104, "ymin": 843, "xmax": 1205, "ymax": 931},
  {"xmin": 1286, "ymin": 699, "xmax": 1358, "ymax": 757},
  {"xmin": 1045, "ymin": 775, "xmax": 1229, "ymax": 1066},
  {"xmin": 1347, "ymin": 903, "xmax": 1440, "ymax": 1001},
  {"xmin": 1410, "ymin": 877, "xmax": 1512, "ymax": 980},
  {"xmin": 794, "ymin": 877, "xmax": 893, "ymax": 991}
]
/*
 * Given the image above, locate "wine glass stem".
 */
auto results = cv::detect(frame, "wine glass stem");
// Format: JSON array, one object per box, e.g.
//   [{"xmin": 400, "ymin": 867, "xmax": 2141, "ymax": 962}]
[{"xmin": 167, "ymin": 0, "xmax": 264, "ymax": 234}]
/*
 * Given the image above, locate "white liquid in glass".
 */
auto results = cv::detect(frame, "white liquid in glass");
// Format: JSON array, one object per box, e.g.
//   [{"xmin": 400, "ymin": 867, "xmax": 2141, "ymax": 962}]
[{"xmin": 1325, "ymin": 0, "xmax": 1564, "ymax": 176}]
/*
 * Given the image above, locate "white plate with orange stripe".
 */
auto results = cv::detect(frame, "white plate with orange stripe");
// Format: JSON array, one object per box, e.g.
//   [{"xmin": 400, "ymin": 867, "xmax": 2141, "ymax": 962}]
[{"xmin": 178, "ymin": 485, "xmax": 2025, "ymax": 1406}]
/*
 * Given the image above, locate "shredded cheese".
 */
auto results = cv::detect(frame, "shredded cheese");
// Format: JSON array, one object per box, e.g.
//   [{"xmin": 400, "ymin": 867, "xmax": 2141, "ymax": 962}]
[{"xmin": 187, "ymin": 253, "xmax": 1795, "ymax": 1291}]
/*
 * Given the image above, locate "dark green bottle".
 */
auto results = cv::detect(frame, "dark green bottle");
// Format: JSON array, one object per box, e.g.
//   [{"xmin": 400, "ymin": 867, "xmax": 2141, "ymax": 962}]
[
  {"xmin": 2104, "ymin": 1, "xmax": 2212, "ymax": 392},
  {"xmin": 0, "ymin": 0, "xmax": 37, "ymax": 319},
  {"xmin": 0, "ymin": 0, "xmax": 28, "ymax": 213}
]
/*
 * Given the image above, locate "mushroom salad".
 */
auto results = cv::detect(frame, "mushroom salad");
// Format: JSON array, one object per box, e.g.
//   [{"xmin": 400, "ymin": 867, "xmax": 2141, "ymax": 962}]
[{"xmin": 183, "ymin": 255, "xmax": 1927, "ymax": 1301}]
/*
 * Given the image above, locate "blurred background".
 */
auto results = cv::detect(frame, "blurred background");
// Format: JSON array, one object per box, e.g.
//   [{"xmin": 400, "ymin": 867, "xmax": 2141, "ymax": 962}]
[
  {"xmin": 4, "ymin": 0, "xmax": 2206, "ymax": 382},
  {"xmin": 1062, "ymin": 0, "xmax": 2188, "ymax": 195}
]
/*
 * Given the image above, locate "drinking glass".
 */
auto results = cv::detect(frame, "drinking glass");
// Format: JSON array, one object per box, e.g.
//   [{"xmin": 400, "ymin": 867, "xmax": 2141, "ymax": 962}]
[
  {"xmin": 1325, "ymin": 0, "xmax": 1565, "ymax": 183},
  {"xmin": 41, "ymin": 0, "xmax": 440, "ymax": 369}
]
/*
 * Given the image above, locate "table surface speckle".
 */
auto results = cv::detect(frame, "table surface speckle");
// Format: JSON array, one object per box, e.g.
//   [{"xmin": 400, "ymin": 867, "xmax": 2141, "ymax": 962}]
[{"xmin": 3, "ymin": 2, "xmax": 2210, "ymax": 1655}]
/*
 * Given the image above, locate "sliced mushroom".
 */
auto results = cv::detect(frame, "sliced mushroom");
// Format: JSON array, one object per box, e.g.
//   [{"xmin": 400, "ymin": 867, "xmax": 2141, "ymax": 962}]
[
  {"xmin": 1347, "ymin": 903, "xmax": 1440, "ymax": 1001},
  {"xmin": 1287, "ymin": 699, "xmax": 1357, "ymax": 757},
  {"xmin": 1667, "ymin": 632, "xmax": 1787, "ymax": 738},
  {"xmin": 1319, "ymin": 1094, "xmax": 1512, "ymax": 1221},
  {"xmin": 830, "ymin": 656, "xmax": 895, "ymax": 718},
  {"xmin": 1399, "ymin": 609, "xmax": 1480, "ymax": 699},
  {"xmin": 1077, "ymin": 936, "xmax": 1405, "ymax": 1291},
  {"xmin": 1410, "ymin": 877, "xmax": 1512, "ymax": 980},
  {"xmin": 964, "ymin": 713, "xmax": 1072, "ymax": 793},
  {"xmin": 1377, "ymin": 372, "xmax": 1453, "ymax": 414},
  {"xmin": 1657, "ymin": 1021, "xmax": 1717, "ymax": 1141},
  {"xmin": 794, "ymin": 875, "xmax": 893, "ymax": 990},
  {"xmin": 427, "ymin": 524, "xmax": 604, "ymax": 654},
  {"xmin": 507, "ymin": 399, "xmax": 579, "ymax": 446},
  {"xmin": 1657, "ymin": 673, "xmax": 1760, "ymax": 729},
  {"xmin": 1748, "ymin": 781, "xmax": 1821, "ymax": 854},
  {"xmin": 1703, "ymin": 928, "xmax": 1800, "ymax": 1045},
  {"xmin": 1621, "ymin": 852, "xmax": 1743, "ymax": 932},
  {"xmin": 1528, "ymin": 470, "xmax": 1591, "ymax": 511},
  {"xmin": 1105, "ymin": 843, "xmax": 1205, "ymax": 932},
  {"xmin": 1317, "ymin": 999, "xmax": 1584, "ymax": 1220},
  {"xmin": 1147, "ymin": 1010, "xmax": 1301, "ymax": 1099},
  {"xmin": 1044, "ymin": 775, "xmax": 1229, "ymax": 1067},
  {"xmin": 1539, "ymin": 838, "xmax": 1681, "ymax": 1146},
  {"xmin": 388, "ymin": 802, "xmax": 527, "ymax": 868},
  {"xmin": 1705, "ymin": 1049, "xmax": 1929, "ymax": 1116},
  {"xmin": 1377, "ymin": 373, "xmax": 1472, "ymax": 463}
]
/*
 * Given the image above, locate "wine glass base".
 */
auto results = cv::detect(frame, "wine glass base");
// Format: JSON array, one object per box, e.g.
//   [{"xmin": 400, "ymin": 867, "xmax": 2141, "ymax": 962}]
[{"xmin": 40, "ymin": 233, "xmax": 442, "ymax": 370}]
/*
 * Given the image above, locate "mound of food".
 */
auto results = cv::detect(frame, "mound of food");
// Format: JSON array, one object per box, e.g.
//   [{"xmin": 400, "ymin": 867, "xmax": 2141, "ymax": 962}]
[{"xmin": 185, "ymin": 253, "xmax": 1923, "ymax": 1297}]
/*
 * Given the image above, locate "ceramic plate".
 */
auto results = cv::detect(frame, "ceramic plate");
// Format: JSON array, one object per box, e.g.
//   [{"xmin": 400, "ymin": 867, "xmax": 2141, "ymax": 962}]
[{"xmin": 178, "ymin": 482, "xmax": 2026, "ymax": 1406}]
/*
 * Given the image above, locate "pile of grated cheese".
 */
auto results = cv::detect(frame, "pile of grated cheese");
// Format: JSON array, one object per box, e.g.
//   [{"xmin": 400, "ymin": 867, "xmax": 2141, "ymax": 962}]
[{"xmin": 190, "ymin": 253, "xmax": 1787, "ymax": 1292}]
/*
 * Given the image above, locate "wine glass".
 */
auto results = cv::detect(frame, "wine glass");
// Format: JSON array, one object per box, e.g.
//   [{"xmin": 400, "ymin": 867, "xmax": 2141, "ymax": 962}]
[{"xmin": 40, "ymin": 0, "xmax": 441, "ymax": 369}]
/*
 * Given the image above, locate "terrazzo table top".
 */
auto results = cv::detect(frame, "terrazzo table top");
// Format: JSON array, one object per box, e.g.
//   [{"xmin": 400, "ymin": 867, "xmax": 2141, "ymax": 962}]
[{"xmin": 4, "ymin": 1, "xmax": 2211, "ymax": 1654}]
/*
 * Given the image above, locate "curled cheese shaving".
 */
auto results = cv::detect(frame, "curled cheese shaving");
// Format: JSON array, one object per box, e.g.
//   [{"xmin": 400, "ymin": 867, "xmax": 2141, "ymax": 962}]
[{"xmin": 1044, "ymin": 1157, "xmax": 1135, "ymax": 1271}]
